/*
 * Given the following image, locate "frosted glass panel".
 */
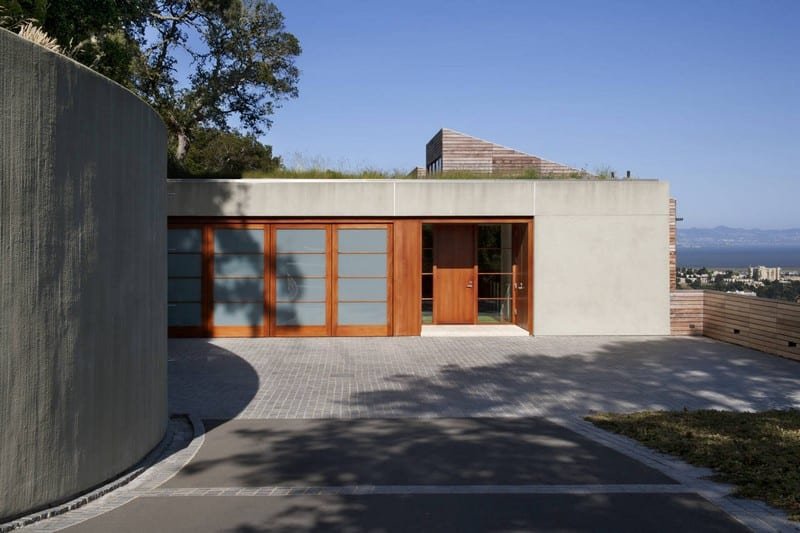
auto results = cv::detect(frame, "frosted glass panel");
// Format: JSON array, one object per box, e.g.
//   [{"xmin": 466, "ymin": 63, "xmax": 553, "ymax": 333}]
[
  {"xmin": 168, "ymin": 229, "xmax": 202, "ymax": 252},
  {"xmin": 214, "ymin": 279, "xmax": 263, "ymax": 302},
  {"xmin": 338, "ymin": 302, "xmax": 386, "ymax": 325},
  {"xmin": 213, "ymin": 303, "xmax": 264, "ymax": 326},
  {"xmin": 276, "ymin": 278, "xmax": 326, "ymax": 302},
  {"xmin": 338, "ymin": 229, "xmax": 387, "ymax": 253},
  {"xmin": 276, "ymin": 302, "xmax": 325, "ymax": 326},
  {"xmin": 168, "ymin": 303, "xmax": 201, "ymax": 326},
  {"xmin": 168, "ymin": 254, "xmax": 201, "ymax": 277},
  {"xmin": 276, "ymin": 254, "xmax": 326, "ymax": 277},
  {"xmin": 214, "ymin": 254, "xmax": 263, "ymax": 277},
  {"xmin": 214, "ymin": 229, "xmax": 264, "ymax": 253},
  {"xmin": 168, "ymin": 279, "xmax": 201, "ymax": 302},
  {"xmin": 338, "ymin": 254, "xmax": 386, "ymax": 277},
  {"xmin": 276, "ymin": 229, "xmax": 326, "ymax": 252},
  {"xmin": 338, "ymin": 279, "xmax": 386, "ymax": 301}
]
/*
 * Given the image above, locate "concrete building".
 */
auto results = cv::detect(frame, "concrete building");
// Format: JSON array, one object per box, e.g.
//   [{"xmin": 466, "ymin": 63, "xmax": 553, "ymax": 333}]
[
  {"xmin": 750, "ymin": 266, "xmax": 781, "ymax": 281},
  {"xmin": 168, "ymin": 177, "xmax": 671, "ymax": 337}
]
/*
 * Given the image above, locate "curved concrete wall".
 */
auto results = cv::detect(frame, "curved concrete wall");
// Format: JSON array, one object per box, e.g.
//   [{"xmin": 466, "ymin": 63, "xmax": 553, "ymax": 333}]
[{"xmin": 0, "ymin": 29, "xmax": 167, "ymax": 520}]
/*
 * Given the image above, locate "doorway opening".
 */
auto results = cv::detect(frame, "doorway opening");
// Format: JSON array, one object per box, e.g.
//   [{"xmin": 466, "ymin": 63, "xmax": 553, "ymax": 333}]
[{"xmin": 421, "ymin": 221, "xmax": 532, "ymax": 332}]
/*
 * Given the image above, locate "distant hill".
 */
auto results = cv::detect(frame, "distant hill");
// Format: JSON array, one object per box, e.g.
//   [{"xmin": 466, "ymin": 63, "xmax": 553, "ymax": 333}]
[{"xmin": 677, "ymin": 226, "xmax": 800, "ymax": 248}]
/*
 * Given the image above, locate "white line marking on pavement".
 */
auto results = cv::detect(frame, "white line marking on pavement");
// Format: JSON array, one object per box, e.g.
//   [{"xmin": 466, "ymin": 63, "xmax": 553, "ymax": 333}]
[{"xmin": 145, "ymin": 484, "xmax": 692, "ymax": 497}]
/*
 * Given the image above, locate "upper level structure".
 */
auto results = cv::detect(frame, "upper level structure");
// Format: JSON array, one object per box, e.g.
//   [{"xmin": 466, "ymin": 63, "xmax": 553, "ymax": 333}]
[{"xmin": 424, "ymin": 128, "xmax": 589, "ymax": 177}]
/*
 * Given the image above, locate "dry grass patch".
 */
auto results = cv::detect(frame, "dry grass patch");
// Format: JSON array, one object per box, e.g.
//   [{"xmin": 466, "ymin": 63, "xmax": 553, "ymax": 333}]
[{"xmin": 586, "ymin": 409, "xmax": 800, "ymax": 521}]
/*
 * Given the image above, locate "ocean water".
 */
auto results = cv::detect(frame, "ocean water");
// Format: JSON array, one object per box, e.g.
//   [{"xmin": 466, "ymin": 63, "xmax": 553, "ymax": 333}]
[{"xmin": 677, "ymin": 246, "xmax": 800, "ymax": 269}]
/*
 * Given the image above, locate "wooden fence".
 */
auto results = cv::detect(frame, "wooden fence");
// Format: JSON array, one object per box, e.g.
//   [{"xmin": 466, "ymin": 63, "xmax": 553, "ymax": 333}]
[{"xmin": 671, "ymin": 290, "xmax": 800, "ymax": 361}]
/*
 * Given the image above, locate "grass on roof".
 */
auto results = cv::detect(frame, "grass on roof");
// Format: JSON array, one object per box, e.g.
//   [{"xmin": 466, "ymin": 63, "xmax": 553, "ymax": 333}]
[
  {"xmin": 586, "ymin": 409, "xmax": 800, "ymax": 521},
  {"xmin": 241, "ymin": 168, "xmax": 603, "ymax": 180}
]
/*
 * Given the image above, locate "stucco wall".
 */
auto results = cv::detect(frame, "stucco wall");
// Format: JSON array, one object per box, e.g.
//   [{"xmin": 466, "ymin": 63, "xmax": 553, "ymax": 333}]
[
  {"xmin": 533, "ymin": 181, "xmax": 671, "ymax": 335},
  {"xmin": 0, "ymin": 29, "xmax": 167, "ymax": 520},
  {"xmin": 168, "ymin": 179, "xmax": 671, "ymax": 336}
]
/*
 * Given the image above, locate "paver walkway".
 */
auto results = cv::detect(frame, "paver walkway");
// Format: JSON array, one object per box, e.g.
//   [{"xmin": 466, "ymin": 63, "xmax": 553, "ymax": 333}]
[
  {"xmin": 168, "ymin": 336, "xmax": 800, "ymax": 419},
  {"xmin": 19, "ymin": 336, "xmax": 800, "ymax": 532}
]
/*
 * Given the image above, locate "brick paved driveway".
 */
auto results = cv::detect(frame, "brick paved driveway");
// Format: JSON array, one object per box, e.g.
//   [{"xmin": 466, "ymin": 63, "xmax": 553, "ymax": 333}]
[{"xmin": 167, "ymin": 335, "xmax": 800, "ymax": 420}]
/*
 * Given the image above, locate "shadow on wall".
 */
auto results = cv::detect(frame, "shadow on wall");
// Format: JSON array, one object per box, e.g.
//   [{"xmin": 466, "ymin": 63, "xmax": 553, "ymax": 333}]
[
  {"xmin": 171, "ymin": 181, "xmax": 316, "ymax": 334},
  {"xmin": 0, "ymin": 28, "xmax": 166, "ymax": 521}
]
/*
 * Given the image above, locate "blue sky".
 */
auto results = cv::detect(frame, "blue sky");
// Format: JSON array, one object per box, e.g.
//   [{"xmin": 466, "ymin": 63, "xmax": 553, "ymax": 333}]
[{"xmin": 261, "ymin": 1, "xmax": 798, "ymax": 229}]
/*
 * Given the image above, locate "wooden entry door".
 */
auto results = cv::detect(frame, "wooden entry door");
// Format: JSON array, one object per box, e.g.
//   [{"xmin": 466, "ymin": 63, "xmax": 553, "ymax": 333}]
[
  {"xmin": 512, "ymin": 222, "xmax": 532, "ymax": 332},
  {"xmin": 434, "ymin": 225, "xmax": 475, "ymax": 324}
]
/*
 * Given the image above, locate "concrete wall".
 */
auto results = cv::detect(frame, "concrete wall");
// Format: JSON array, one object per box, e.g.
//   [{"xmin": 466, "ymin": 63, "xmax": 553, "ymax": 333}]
[
  {"xmin": 168, "ymin": 179, "xmax": 671, "ymax": 336},
  {"xmin": 0, "ymin": 29, "xmax": 167, "ymax": 520},
  {"xmin": 533, "ymin": 181, "xmax": 671, "ymax": 335}
]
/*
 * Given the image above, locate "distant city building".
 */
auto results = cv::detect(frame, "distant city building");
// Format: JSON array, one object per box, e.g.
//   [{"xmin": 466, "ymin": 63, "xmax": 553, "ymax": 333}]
[{"xmin": 749, "ymin": 266, "xmax": 781, "ymax": 281}]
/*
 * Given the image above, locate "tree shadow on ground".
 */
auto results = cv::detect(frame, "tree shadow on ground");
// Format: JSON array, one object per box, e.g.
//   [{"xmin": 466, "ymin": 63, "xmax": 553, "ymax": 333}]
[
  {"xmin": 336, "ymin": 336, "xmax": 800, "ymax": 418},
  {"xmin": 163, "ymin": 336, "xmax": 796, "ymax": 532}
]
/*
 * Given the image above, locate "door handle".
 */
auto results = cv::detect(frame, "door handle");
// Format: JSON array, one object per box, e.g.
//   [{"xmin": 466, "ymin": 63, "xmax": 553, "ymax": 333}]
[{"xmin": 466, "ymin": 280, "xmax": 473, "ymax": 288}]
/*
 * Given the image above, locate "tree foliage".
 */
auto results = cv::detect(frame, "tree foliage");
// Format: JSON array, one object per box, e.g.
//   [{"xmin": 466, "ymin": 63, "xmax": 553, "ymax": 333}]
[
  {"xmin": 1, "ymin": 0, "xmax": 301, "ymax": 176},
  {"xmin": 171, "ymin": 128, "xmax": 281, "ymax": 178},
  {"xmin": 135, "ymin": 0, "xmax": 300, "ymax": 162},
  {"xmin": 1, "ymin": 0, "xmax": 149, "ymax": 81}
]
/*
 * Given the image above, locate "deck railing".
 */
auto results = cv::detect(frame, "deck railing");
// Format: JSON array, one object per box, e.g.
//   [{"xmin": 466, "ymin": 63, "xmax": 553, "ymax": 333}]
[{"xmin": 671, "ymin": 290, "xmax": 800, "ymax": 361}]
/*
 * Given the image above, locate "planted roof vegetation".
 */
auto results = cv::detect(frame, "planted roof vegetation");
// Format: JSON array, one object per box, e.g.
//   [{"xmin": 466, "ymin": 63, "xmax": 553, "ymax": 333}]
[{"xmin": 234, "ymin": 169, "xmax": 614, "ymax": 180}]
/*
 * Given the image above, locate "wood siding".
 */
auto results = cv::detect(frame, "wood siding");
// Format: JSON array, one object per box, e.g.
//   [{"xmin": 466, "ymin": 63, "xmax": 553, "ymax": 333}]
[
  {"xmin": 670, "ymin": 290, "xmax": 704, "ymax": 335},
  {"xmin": 425, "ymin": 128, "xmax": 586, "ymax": 176},
  {"xmin": 703, "ymin": 291, "xmax": 800, "ymax": 361},
  {"xmin": 671, "ymin": 290, "xmax": 800, "ymax": 361},
  {"xmin": 669, "ymin": 198, "xmax": 677, "ymax": 291},
  {"xmin": 392, "ymin": 219, "xmax": 422, "ymax": 335}
]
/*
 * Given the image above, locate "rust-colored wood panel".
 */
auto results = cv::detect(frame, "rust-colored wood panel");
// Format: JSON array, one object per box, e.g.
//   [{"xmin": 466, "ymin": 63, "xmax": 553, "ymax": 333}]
[
  {"xmin": 211, "ymin": 325, "xmax": 264, "ymax": 338},
  {"xmin": 202, "ymin": 224, "xmax": 213, "ymax": 336},
  {"xmin": 512, "ymin": 222, "xmax": 532, "ymax": 333},
  {"xmin": 393, "ymin": 220, "xmax": 422, "ymax": 335},
  {"xmin": 529, "ymin": 219, "xmax": 534, "ymax": 334},
  {"xmin": 336, "ymin": 325, "xmax": 391, "ymax": 337},
  {"xmin": 167, "ymin": 326, "xmax": 205, "ymax": 338},
  {"xmin": 434, "ymin": 224, "xmax": 475, "ymax": 324}
]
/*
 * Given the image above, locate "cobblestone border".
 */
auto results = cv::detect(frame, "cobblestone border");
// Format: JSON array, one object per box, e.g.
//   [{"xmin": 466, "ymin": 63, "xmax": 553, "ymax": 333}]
[{"xmin": 0, "ymin": 416, "xmax": 182, "ymax": 533}]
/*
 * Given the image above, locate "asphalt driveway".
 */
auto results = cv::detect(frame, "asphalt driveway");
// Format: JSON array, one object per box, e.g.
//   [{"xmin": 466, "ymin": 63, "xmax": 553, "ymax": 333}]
[{"xmin": 26, "ymin": 336, "xmax": 800, "ymax": 532}]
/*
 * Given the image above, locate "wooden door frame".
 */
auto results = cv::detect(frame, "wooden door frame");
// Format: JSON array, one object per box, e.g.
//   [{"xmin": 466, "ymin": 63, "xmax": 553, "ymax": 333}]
[
  {"xmin": 332, "ymin": 223, "xmax": 394, "ymax": 337},
  {"xmin": 271, "ymin": 223, "xmax": 332, "ymax": 337},
  {"xmin": 207, "ymin": 222, "xmax": 270, "ymax": 338},
  {"xmin": 166, "ymin": 222, "xmax": 207, "ymax": 338}
]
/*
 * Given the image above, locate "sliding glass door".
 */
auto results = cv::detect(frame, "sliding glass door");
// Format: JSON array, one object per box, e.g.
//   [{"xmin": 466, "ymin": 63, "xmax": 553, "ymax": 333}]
[
  {"xmin": 272, "ymin": 226, "xmax": 330, "ymax": 336},
  {"xmin": 334, "ymin": 225, "xmax": 392, "ymax": 336}
]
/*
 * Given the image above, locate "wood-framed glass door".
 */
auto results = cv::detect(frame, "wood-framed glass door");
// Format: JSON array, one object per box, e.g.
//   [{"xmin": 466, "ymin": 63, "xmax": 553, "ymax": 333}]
[
  {"xmin": 210, "ymin": 225, "xmax": 269, "ymax": 337},
  {"xmin": 272, "ymin": 224, "xmax": 331, "ymax": 337},
  {"xmin": 433, "ymin": 224, "xmax": 476, "ymax": 324},
  {"xmin": 167, "ymin": 225, "xmax": 205, "ymax": 337},
  {"xmin": 333, "ymin": 224, "xmax": 393, "ymax": 336}
]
